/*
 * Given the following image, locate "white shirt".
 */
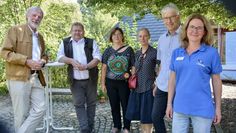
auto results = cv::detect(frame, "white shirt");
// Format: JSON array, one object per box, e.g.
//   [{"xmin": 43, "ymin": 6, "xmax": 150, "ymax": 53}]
[
  {"xmin": 28, "ymin": 25, "xmax": 40, "ymax": 61},
  {"xmin": 57, "ymin": 38, "xmax": 101, "ymax": 80}
]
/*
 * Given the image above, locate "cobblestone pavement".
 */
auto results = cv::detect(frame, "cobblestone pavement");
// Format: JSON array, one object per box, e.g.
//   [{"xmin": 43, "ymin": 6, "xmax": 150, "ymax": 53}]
[
  {"xmin": 0, "ymin": 83, "xmax": 235, "ymax": 133},
  {"xmin": 0, "ymin": 95, "xmax": 149, "ymax": 133}
]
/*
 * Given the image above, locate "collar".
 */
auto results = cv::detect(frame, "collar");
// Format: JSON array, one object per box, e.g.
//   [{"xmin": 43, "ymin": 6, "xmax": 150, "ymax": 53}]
[
  {"xmin": 179, "ymin": 47, "xmax": 185, "ymax": 53},
  {"xmin": 27, "ymin": 25, "xmax": 38, "ymax": 36},
  {"xmin": 180, "ymin": 43, "xmax": 207, "ymax": 53},
  {"xmin": 198, "ymin": 43, "xmax": 207, "ymax": 52},
  {"xmin": 165, "ymin": 26, "xmax": 181, "ymax": 36},
  {"xmin": 70, "ymin": 37, "xmax": 84, "ymax": 44}
]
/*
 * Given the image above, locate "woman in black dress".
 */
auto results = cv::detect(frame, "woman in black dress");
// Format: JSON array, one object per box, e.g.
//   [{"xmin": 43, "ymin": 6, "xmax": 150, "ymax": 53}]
[{"xmin": 126, "ymin": 28, "xmax": 157, "ymax": 133}]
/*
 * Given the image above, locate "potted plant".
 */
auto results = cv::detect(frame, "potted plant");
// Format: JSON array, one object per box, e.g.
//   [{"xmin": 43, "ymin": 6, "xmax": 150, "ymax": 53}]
[{"xmin": 97, "ymin": 87, "xmax": 106, "ymax": 103}]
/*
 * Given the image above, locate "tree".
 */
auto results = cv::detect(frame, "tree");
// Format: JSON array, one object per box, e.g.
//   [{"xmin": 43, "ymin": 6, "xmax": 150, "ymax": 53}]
[
  {"xmin": 0, "ymin": 0, "xmax": 118, "ymax": 93},
  {"xmin": 0, "ymin": 0, "xmax": 44, "ymax": 43},
  {"xmin": 80, "ymin": 3, "xmax": 118, "ymax": 52},
  {"xmin": 0, "ymin": 0, "xmax": 44, "ymax": 94},
  {"xmin": 85, "ymin": 0, "xmax": 236, "ymax": 29}
]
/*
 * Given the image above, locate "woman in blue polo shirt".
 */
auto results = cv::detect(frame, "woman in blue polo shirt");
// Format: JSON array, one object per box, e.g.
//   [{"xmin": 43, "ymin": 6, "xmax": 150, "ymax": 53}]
[{"xmin": 166, "ymin": 14, "xmax": 222, "ymax": 133}]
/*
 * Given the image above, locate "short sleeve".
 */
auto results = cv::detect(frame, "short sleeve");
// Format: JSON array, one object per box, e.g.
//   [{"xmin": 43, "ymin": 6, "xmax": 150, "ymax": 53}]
[
  {"xmin": 102, "ymin": 47, "xmax": 111, "ymax": 64},
  {"xmin": 169, "ymin": 49, "xmax": 177, "ymax": 72},
  {"xmin": 153, "ymin": 49, "xmax": 157, "ymax": 64},
  {"xmin": 211, "ymin": 49, "xmax": 222, "ymax": 74}
]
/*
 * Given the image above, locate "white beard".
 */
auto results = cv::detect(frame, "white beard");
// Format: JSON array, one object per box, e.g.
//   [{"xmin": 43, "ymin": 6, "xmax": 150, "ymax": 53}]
[{"xmin": 28, "ymin": 20, "xmax": 40, "ymax": 30}]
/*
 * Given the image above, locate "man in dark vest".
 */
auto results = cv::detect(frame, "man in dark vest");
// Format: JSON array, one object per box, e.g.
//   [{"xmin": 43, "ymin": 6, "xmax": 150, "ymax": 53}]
[{"xmin": 57, "ymin": 22, "xmax": 101, "ymax": 133}]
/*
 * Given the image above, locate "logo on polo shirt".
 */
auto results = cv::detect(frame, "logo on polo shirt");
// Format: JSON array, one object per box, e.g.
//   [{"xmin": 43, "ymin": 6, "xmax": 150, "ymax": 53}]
[
  {"xmin": 176, "ymin": 56, "xmax": 184, "ymax": 61},
  {"xmin": 196, "ymin": 59, "xmax": 205, "ymax": 67}
]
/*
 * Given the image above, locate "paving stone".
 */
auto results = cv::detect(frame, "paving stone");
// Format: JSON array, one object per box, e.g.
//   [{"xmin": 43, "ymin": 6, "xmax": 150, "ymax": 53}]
[{"xmin": 1, "ymin": 83, "xmax": 235, "ymax": 132}]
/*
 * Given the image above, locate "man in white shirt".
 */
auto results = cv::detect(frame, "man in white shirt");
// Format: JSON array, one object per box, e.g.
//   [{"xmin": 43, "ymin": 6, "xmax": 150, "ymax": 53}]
[{"xmin": 57, "ymin": 22, "xmax": 101, "ymax": 133}]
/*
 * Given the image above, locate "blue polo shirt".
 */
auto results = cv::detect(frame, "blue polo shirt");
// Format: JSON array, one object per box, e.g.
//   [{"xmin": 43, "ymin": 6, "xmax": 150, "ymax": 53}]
[{"xmin": 170, "ymin": 44, "xmax": 222, "ymax": 119}]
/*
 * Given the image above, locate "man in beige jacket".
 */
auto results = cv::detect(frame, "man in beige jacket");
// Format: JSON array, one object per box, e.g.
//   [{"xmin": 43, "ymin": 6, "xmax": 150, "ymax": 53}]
[{"xmin": 0, "ymin": 6, "xmax": 47, "ymax": 133}]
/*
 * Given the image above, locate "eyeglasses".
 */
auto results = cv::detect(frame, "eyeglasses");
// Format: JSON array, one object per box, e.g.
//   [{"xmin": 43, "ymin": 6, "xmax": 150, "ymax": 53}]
[
  {"xmin": 162, "ymin": 15, "xmax": 178, "ymax": 21},
  {"xmin": 188, "ymin": 25, "xmax": 204, "ymax": 32}
]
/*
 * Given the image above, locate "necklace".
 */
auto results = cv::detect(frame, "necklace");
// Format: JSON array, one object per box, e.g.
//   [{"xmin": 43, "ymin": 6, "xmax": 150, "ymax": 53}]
[{"xmin": 141, "ymin": 45, "xmax": 149, "ymax": 58}]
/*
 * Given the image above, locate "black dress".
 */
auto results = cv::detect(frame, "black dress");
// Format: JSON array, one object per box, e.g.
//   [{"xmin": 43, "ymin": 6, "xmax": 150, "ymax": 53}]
[{"xmin": 126, "ymin": 45, "xmax": 157, "ymax": 123}]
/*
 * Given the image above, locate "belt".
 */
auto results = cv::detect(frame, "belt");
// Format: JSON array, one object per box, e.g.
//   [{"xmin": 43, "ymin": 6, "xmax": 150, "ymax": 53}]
[
  {"xmin": 31, "ymin": 70, "xmax": 39, "ymax": 74},
  {"xmin": 74, "ymin": 79, "xmax": 89, "ymax": 81}
]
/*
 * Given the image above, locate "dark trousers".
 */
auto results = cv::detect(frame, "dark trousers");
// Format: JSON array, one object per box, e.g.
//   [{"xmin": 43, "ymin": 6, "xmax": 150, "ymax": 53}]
[
  {"xmin": 106, "ymin": 78, "xmax": 131, "ymax": 130},
  {"xmin": 152, "ymin": 87, "xmax": 168, "ymax": 133},
  {"xmin": 70, "ymin": 79, "xmax": 97, "ymax": 133}
]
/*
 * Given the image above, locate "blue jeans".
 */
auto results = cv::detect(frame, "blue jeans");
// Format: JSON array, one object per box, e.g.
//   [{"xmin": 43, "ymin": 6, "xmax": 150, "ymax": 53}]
[
  {"xmin": 172, "ymin": 112, "xmax": 213, "ymax": 133},
  {"xmin": 151, "ymin": 88, "xmax": 167, "ymax": 133}
]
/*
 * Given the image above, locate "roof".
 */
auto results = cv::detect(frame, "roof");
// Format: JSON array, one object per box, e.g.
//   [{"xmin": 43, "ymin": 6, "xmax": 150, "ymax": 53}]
[{"xmin": 117, "ymin": 13, "xmax": 167, "ymax": 43}]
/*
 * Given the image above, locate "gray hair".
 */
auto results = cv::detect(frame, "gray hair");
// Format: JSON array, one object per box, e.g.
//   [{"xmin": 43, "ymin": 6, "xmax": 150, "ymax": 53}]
[
  {"xmin": 161, "ymin": 3, "xmax": 179, "ymax": 15},
  {"xmin": 26, "ymin": 6, "xmax": 44, "ymax": 18}
]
